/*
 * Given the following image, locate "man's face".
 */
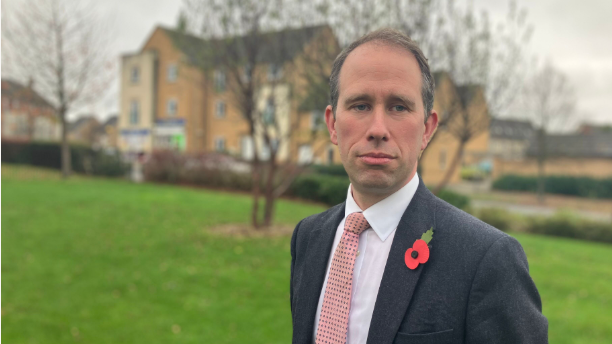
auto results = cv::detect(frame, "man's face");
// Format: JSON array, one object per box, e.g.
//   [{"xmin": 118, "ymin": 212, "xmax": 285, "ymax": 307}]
[{"xmin": 325, "ymin": 42, "xmax": 438, "ymax": 196}]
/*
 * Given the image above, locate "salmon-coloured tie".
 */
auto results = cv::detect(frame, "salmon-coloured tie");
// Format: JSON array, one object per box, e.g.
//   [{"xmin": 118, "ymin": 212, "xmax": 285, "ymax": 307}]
[{"xmin": 315, "ymin": 212, "xmax": 370, "ymax": 344}]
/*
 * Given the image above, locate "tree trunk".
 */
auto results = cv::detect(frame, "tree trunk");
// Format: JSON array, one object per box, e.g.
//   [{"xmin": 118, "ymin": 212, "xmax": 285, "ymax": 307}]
[
  {"xmin": 251, "ymin": 154, "xmax": 261, "ymax": 229},
  {"xmin": 60, "ymin": 108, "xmax": 71, "ymax": 179},
  {"xmin": 262, "ymin": 151, "xmax": 278, "ymax": 227},
  {"xmin": 536, "ymin": 128, "xmax": 546, "ymax": 204},
  {"xmin": 433, "ymin": 140, "xmax": 465, "ymax": 195}
]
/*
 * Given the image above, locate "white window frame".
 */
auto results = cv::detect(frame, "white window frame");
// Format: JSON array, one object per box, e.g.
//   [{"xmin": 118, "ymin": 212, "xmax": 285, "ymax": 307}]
[
  {"xmin": 129, "ymin": 100, "xmax": 139, "ymax": 125},
  {"xmin": 439, "ymin": 149, "xmax": 447, "ymax": 170},
  {"xmin": 216, "ymin": 100, "xmax": 226, "ymax": 118},
  {"xmin": 167, "ymin": 99, "xmax": 178, "ymax": 116},
  {"xmin": 131, "ymin": 66, "xmax": 140, "ymax": 83},
  {"xmin": 214, "ymin": 136, "xmax": 226, "ymax": 152},
  {"xmin": 214, "ymin": 69, "xmax": 226, "ymax": 92},
  {"xmin": 242, "ymin": 63, "xmax": 252, "ymax": 83},
  {"xmin": 268, "ymin": 63, "xmax": 282, "ymax": 81},
  {"xmin": 298, "ymin": 144, "xmax": 313, "ymax": 165},
  {"xmin": 263, "ymin": 98, "xmax": 275, "ymax": 124},
  {"xmin": 311, "ymin": 111, "xmax": 325, "ymax": 130},
  {"xmin": 167, "ymin": 63, "xmax": 178, "ymax": 82}
]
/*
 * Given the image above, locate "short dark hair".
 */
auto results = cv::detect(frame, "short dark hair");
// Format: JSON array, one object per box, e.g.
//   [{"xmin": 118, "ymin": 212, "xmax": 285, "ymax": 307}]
[{"xmin": 329, "ymin": 28, "xmax": 435, "ymax": 122}]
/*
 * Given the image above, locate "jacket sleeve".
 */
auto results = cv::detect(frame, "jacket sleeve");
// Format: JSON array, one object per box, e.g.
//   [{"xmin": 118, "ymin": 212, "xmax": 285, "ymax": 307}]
[
  {"xmin": 465, "ymin": 235, "xmax": 548, "ymax": 344},
  {"xmin": 290, "ymin": 219, "xmax": 304, "ymax": 316}
]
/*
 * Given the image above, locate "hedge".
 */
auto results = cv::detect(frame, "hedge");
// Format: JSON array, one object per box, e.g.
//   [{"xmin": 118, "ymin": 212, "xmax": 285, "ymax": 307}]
[
  {"xmin": 492, "ymin": 174, "xmax": 612, "ymax": 199},
  {"xmin": 309, "ymin": 164, "xmax": 348, "ymax": 177},
  {"xmin": 290, "ymin": 174, "xmax": 472, "ymax": 210},
  {"xmin": 474, "ymin": 207, "xmax": 612, "ymax": 244},
  {"xmin": 1, "ymin": 140, "xmax": 128, "ymax": 177}
]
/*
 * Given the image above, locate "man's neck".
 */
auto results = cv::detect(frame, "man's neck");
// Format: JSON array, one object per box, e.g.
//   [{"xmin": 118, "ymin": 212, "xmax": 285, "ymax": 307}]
[{"xmin": 351, "ymin": 170, "xmax": 417, "ymax": 210}]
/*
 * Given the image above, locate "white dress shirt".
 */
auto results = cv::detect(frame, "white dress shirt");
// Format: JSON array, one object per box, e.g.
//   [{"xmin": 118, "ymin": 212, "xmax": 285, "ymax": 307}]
[{"xmin": 312, "ymin": 173, "xmax": 420, "ymax": 344}]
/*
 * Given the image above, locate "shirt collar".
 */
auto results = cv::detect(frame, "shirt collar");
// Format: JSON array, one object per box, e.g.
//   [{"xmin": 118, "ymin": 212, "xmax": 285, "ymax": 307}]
[{"xmin": 345, "ymin": 173, "xmax": 420, "ymax": 242}]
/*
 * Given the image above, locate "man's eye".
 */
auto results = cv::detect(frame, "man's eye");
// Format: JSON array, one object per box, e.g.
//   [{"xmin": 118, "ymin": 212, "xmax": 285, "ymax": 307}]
[
  {"xmin": 355, "ymin": 104, "xmax": 368, "ymax": 111},
  {"xmin": 393, "ymin": 105, "xmax": 407, "ymax": 111}
]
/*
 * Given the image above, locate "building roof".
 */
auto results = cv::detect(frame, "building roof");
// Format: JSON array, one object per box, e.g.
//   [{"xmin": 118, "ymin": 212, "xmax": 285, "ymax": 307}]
[
  {"xmin": 577, "ymin": 123, "xmax": 612, "ymax": 135},
  {"xmin": 490, "ymin": 118, "xmax": 534, "ymax": 140},
  {"xmin": 526, "ymin": 133, "xmax": 612, "ymax": 159},
  {"xmin": 1, "ymin": 79, "xmax": 54, "ymax": 109},
  {"xmin": 456, "ymin": 84, "xmax": 483, "ymax": 108},
  {"xmin": 160, "ymin": 24, "xmax": 333, "ymax": 67},
  {"xmin": 69, "ymin": 116, "xmax": 99, "ymax": 133},
  {"xmin": 95, "ymin": 115, "xmax": 118, "ymax": 135}
]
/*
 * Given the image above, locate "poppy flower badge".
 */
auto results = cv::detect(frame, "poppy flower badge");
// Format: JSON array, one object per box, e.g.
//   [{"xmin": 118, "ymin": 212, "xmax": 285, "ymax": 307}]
[{"xmin": 405, "ymin": 227, "xmax": 433, "ymax": 270}]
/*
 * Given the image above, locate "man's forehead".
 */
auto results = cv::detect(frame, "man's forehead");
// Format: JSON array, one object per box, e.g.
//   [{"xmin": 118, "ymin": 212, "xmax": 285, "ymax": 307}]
[{"xmin": 338, "ymin": 42, "xmax": 422, "ymax": 100}]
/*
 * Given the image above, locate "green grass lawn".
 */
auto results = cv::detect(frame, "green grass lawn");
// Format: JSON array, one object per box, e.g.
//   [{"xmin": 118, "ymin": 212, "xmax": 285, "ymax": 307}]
[{"xmin": 2, "ymin": 165, "xmax": 611, "ymax": 343}]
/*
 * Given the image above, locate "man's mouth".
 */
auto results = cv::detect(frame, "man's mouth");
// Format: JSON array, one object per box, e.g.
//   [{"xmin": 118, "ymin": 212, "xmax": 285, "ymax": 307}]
[{"xmin": 358, "ymin": 152, "xmax": 395, "ymax": 165}]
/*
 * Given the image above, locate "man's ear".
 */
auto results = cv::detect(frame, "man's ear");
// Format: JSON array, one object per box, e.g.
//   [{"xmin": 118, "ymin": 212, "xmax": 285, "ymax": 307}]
[
  {"xmin": 421, "ymin": 110, "xmax": 438, "ymax": 151},
  {"xmin": 325, "ymin": 105, "xmax": 338, "ymax": 145}
]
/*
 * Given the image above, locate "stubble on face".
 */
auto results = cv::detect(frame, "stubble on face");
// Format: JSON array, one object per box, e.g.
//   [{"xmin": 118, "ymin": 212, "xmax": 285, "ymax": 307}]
[{"xmin": 332, "ymin": 42, "xmax": 427, "ymax": 202}]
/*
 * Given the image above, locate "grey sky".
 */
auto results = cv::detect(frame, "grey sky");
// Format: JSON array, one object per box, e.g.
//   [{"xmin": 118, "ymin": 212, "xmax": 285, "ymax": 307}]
[{"xmin": 3, "ymin": 0, "xmax": 611, "ymax": 126}]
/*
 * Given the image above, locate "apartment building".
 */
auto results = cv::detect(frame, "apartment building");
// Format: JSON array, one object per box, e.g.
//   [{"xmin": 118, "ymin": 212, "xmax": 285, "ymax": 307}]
[{"xmin": 118, "ymin": 24, "xmax": 341, "ymax": 164}]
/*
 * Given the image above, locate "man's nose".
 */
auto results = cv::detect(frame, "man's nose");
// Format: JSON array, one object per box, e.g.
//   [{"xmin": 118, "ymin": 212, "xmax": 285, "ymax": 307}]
[{"xmin": 366, "ymin": 106, "xmax": 390, "ymax": 143}]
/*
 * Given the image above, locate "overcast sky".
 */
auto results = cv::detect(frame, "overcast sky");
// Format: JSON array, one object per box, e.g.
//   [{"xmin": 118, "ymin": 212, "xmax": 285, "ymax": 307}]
[{"xmin": 3, "ymin": 0, "xmax": 611, "ymax": 127}]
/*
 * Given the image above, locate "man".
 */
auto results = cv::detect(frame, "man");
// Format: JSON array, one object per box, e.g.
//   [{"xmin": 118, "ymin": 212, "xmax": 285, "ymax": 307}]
[{"xmin": 290, "ymin": 28, "xmax": 548, "ymax": 344}]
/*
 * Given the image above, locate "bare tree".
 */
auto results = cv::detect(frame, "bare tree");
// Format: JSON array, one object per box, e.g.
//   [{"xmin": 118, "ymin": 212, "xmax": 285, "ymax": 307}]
[
  {"xmin": 523, "ymin": 61, "xmax": 576, "ymax": 202},
  {"xmin": 178, "ymin": 0, "xmax": 334, "ymax": 228},
  {"xmin": 2, "ymin": 0, "xmax": 113, "ymax": 178},
  {"xmin": 425, "ymin": 0, "xmax": 533, "ymax": 192}
]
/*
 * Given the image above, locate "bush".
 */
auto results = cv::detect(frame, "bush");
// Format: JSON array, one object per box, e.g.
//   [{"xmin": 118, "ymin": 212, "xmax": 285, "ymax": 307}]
[
  {"xmin": 526, "ymin": 211, "xmax": 612, "ymax": 244},
  {"xmin": 492, "ymin": 174, "xmax": 612, "ymax": 199},
  {"xmin": 435, "ymin": 188, "xmax": 471, "ymax": 211},
  {"xmin": 288, "ymin": 174, "xmax": 350, "ymax": 206},
  {"xmin": 476, "ymin": 208, "xmax": 516, "ymax": 232},
  {"xmin": 309, "ymin": 164, "xmax": 348, "ymax": 177},
  {"xmin": 1, "ymin": 140, "xmax": 128, "ymax": 177},
  {"xmin": 143, "ymin": 151, "xmax": 254, "ymax": 191}
]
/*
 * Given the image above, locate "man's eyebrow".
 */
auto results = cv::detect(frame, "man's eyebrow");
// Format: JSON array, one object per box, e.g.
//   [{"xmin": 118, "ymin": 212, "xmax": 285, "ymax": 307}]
[
  {"xmin": 343, "ymin": 94, "xmax": 374, "ymax": 107},
  {"xmin": 388, "ymin": 94, "xmax": 416, "ymax": 109}
]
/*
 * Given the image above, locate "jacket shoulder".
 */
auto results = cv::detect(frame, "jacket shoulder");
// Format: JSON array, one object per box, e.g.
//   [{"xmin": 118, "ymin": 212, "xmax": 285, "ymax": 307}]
[{"xmin": 433, "ymin": 196, "xmax": 509, "ymax": 251}]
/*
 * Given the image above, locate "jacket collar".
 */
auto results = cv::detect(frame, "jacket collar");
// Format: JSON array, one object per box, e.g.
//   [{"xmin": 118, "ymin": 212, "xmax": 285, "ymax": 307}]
[{"xmin": 366, "ymin": 178, "xmax": 438, "ymax": 344}]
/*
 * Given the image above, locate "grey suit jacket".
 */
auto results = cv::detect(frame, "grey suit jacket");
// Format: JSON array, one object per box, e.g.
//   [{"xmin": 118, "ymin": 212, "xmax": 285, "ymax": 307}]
[{"xmin": 290, "ymin": 178, "xmax": 548, "ymax": 344}]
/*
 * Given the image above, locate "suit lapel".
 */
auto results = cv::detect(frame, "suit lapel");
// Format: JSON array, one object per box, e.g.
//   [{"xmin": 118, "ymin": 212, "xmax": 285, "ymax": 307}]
[
  {"xmin": 366, "ymin": 179, "xmax": 437, "ymax": 344},
  {"xmin": 293, "ymin": 203, "xmax": 345, "ymax": 344}
]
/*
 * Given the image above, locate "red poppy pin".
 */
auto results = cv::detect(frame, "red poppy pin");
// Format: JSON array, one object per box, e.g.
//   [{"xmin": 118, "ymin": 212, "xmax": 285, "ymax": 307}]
[{"xmin": 405, "ymin": 227, "xmax": 433, "ymax": 270}]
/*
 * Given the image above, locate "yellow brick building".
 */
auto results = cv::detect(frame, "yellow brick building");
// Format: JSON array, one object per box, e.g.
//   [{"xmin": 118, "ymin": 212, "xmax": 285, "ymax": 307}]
[
  {"xmin": 118, "ymin": 25, "xmax": 340, "ymax": 163},
  {"xmin": 419, "ymin": 71, "xmax": 491, "ymax": 186}
]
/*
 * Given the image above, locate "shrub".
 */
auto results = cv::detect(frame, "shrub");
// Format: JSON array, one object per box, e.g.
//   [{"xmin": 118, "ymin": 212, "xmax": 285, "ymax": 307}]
[
  {"xmin": 435, "ymin": 189, "xmax": 471, "ymax": 211},
  {"xmin": 1, "ymin": 140, "xmax": 128, "ymax": 177},
  {"xmin": 288, "ymin": 174, "xmax": 350, "ymax": 206},
  {"xmin": 492, "ymin": 174, "xmax": 612, "ymax": 199},
  {"xmin": 309, "ymin": 164, "xmax": 348, "ymax": 177},
  {"xmin": 143, "ymin": 151, "xmax": 254, "ymax": 191},
  {"xmin": 526, "ymin": 211, "xmax": 612, "ymax": 244},
  {"xmin": 476, "ymin": 208, "xmax": 516, "ymax": 232}
]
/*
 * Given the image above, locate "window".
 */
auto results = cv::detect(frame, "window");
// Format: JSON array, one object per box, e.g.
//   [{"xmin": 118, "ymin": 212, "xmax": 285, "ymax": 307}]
[
  {"xmin": 311, "ymin": 111, "xmax": 325, "ymax": 130},
  {"xmin": 439, "ymin": 150, "xmax": 447, "ymax": 170},
  {"xmin": 241, "ymin": 136, "xmax": 254, "ymax": 160},
  {"xmin": 216, "ymin": 100, "xmax": 226, "ymax": 118},
  {"xmin": 298, "ymin": 145, "xmax": 313, "ymax": 165},
  {"xmin": 327, "ymin": 147, "xmax": 334, "ymax": 165},
  {"xmin": 268, "ymin": 63, "xmax": 282, "ymax": 81},
  {"xmin": 214, "ymin": 69, "xmax": 226, "ymax": 92},
  {"xmin": 167, "ymin": 64, "xmax": 178, "ymax": 82},
  {"xmin": 263, "ymin": 98, "xmax": 275, "ymax": 124},
  {"xmin": 242, "ymin": 63, "xmax": 252, "ymax": 83},
  {"xmin": 167, "ymin": 99, "xmax": 178, "ymax": 116},
  {"xmin": 131, "ymin": 66, "xmax": 140, "ymax": 83},
  {"xmin": 129, "ymin": 100, "xmax": 139, "ymax": 124},
  {"xmin": 214, "ymin": 137, "xmax": 226, "ymax": 152}
]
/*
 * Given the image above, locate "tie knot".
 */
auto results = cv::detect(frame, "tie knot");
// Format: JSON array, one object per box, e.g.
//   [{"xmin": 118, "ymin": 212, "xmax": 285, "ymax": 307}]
[{"xmin": 344, "ymin": 212, "xmax": 370, "ymax": 235}]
